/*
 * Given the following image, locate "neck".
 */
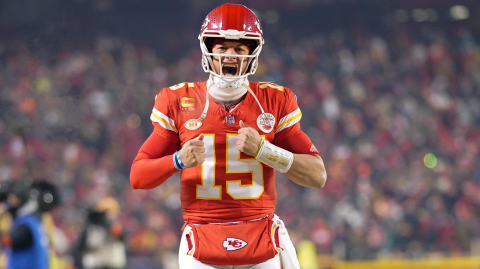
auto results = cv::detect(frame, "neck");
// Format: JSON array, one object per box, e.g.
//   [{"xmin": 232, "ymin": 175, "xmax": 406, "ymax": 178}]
[{"xmin": 207, "ymin": 75, "xmax": 249, "ymax": 102}]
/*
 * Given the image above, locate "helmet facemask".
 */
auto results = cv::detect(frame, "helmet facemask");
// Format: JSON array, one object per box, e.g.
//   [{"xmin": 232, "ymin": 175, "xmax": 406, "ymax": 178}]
[
  {"xmin": 198, "ymin": 4, "xmax": 264, "ymax": 91},
  {"xmin": 200, "ymin": 36, "xmax": 262, "ymax": 90},
  {"xmin": 186, "ymin": 3, "xmax": 267, "ymax": 127}
]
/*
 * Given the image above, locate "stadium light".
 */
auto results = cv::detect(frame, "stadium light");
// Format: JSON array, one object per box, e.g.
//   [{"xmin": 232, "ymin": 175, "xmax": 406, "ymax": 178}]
[
  {"xmin": 450, "ymin": 5, "xmax": 469, "ymax": 20},
  {"xmin": 424, "ymin": 153, "xmax": 437, "ymax": 169}
]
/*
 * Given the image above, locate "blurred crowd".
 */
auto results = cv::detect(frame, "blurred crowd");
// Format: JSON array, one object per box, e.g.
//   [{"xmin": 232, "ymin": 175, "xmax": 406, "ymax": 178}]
[{"xmin": 0, "ymin": 11, "xmax": 480, "ymax": 268}]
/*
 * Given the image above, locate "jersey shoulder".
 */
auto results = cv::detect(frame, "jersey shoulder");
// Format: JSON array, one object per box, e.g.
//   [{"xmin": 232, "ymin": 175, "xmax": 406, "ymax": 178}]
[
  {"xmin": 156, "ymin": 81, "xmax": 207, "ymax": 98},
  {"xmin": 151, "ymin": 82, "xmax": 206, "ymax": 135},
  {"xmin": 154, "ymin": 81, "xmax": 207, "ymax": 110},
  {"xmin": 250, "ymin": 81, "xmax": 297, "ymax": 105}
]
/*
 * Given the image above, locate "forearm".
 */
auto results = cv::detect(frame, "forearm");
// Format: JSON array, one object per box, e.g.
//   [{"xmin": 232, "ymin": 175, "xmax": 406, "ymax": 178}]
[
  {"xmin": 237, "ymin": 122, "xmax": 326, "ymax": 188},
  {"xmin": 284, "ymin": 154, "xmax": 327, "ymax": 189},
  {"xmin": 130, "ymin": 131, "xmax": 180, "ymax": 189},
  {"xmin": 130, "ymin": 152, "xmax": 178, "ymax": 189}
]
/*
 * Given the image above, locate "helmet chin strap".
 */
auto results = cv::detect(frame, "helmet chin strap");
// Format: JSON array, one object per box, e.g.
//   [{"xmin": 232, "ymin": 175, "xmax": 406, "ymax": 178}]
[{"xmin": 209, "ymin": 75, "xmax": 249, "ymax": 102}]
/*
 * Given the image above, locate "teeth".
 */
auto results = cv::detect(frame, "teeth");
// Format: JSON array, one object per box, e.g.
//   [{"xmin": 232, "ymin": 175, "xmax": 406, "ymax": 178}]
[{"xmin": 224, "ymin": 64, "xmax": 236, "ymax": 67}]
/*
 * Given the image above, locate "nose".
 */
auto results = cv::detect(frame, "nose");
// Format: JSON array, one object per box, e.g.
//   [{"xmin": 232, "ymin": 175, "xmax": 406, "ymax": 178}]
[{"xmin": 223, "ymin": 48, "xmax": 239, "ymax": 62}]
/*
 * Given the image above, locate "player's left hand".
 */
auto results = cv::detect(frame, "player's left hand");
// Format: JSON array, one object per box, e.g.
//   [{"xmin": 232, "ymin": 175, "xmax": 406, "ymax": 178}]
[{"xmin": 237, "ymin": 120, "xmax": 261, "ymax": 156}]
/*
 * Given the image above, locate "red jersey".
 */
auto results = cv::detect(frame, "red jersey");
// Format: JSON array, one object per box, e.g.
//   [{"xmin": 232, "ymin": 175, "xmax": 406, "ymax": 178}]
[{"xmin": 151, "ymin": 81, "xmax": 304, "ymax": 222}]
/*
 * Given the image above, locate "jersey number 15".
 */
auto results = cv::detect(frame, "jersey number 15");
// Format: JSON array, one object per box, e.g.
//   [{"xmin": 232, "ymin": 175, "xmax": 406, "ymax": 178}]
[{"xmin": 197, "ymin": 134, "xmax": 265, "ymax": 200}]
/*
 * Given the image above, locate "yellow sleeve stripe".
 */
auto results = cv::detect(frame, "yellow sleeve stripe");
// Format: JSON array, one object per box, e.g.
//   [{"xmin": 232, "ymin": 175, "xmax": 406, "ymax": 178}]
[
  {"xmin": 151, "ymin": 108, "xmax": 178, "ymax": 133},
  {"xmin": 277, "ymin": 108, "xmax": 301, "ymax": 126},
  {"xmin": 150, "ymin": 113, "xmax": 178, "ymax": 132},
  {"xmin": 275, "ymin": 110, "xmax": 302, "ymax": 133},
  {"xmin": 277, "ymin": 111, "xmax": 301, "ymax": 128}
]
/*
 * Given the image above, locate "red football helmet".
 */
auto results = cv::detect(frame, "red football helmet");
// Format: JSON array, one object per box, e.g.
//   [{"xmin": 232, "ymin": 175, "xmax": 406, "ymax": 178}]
[{"xmin": 199, "ymin": 4, "xmax": 264, "ymax": 80}]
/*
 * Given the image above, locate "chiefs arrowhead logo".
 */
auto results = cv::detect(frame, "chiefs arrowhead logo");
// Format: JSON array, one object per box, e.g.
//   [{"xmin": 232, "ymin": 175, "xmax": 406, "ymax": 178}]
[
  {"xmin": 310, "ymin": 145, "xmax": 319, "ymax": 153},
  {"xmin": 223, "ymin": 238, "xmax": 248, "ymax": 251}
]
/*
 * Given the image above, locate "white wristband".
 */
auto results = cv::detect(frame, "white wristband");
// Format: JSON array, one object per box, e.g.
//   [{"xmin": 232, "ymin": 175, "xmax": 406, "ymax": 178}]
[{"xmin": 255, "ymin": 138, "xmax": 294, "ymax": 173}]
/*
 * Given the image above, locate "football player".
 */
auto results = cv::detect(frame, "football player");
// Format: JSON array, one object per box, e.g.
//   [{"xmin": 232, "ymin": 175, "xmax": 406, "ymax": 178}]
[{"xmin": 130, "ymin": 4, "xmax": 327, "ymax": 268}]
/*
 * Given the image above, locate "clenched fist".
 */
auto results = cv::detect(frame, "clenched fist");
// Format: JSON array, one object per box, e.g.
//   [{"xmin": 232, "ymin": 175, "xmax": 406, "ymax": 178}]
[
  {"xmin": 237, "ymin": 120, "xmax": 262, "ymax": 156},
  {"xmin": 179, "ymin": 134, "xmax": 206, "ymax": 168}
]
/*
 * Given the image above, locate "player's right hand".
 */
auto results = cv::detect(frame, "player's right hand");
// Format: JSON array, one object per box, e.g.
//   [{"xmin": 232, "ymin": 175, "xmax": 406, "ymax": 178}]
[{"xmin": 179, "ymin": 134, "xmax": 206, "ymax": 168}]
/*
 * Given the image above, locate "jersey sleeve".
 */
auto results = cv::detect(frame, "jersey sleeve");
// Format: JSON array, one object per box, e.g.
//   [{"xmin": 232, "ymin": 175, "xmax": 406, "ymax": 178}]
[
  {"xmin": 273, "ymin": 87, "xmax": 302, "ymax": 143},
  {"xmin": 275, "ymin": 130, "xmax": 320, "ymax": 156},
  {"xmin": 130, "ymin": 131, "xmax": 179, "ymax": 189},
  {"xmin": 150, "ymin": 88, "xmax": 179, "ymax": 140}
]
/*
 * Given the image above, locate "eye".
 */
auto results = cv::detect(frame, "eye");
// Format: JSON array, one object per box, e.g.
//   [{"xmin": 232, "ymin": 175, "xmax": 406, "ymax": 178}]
[{"xmin": 214, "ymin": 46, "xmax": 226, "ymax": 51}]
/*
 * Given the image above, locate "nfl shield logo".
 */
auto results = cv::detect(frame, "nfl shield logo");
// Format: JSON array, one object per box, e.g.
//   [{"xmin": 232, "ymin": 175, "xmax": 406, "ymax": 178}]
[{"xmin": 226, "ymin": 115, "xmax": 235, "ymax": 126}]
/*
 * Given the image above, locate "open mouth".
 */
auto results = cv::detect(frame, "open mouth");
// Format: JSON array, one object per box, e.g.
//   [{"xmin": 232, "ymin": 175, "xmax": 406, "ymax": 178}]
[{"xmin": 222, "ymin": 64, "xmax": 238, "ymax": 76}]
